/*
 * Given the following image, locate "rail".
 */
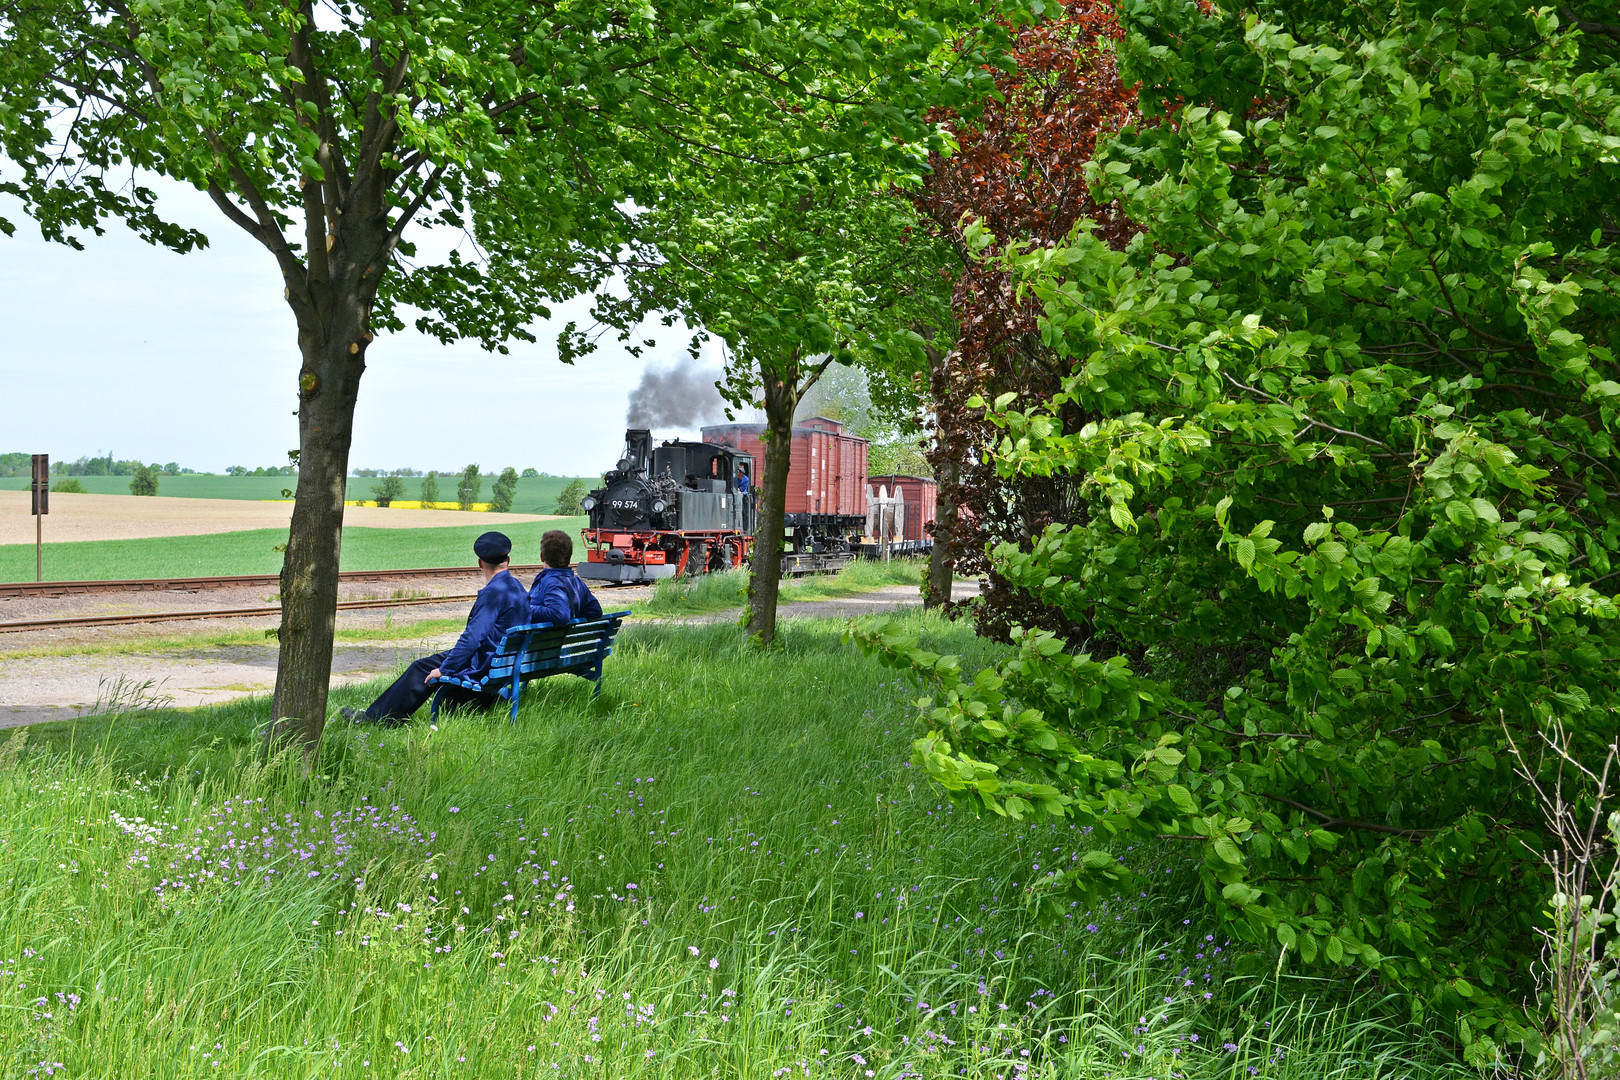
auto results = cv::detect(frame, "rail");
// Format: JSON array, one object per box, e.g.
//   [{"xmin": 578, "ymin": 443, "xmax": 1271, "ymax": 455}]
[
  {"xmin": 0, "ymin": 592, "xmax": 483, "ymax": 634},
  {"xmin": 0, "ymin": 565, "xmax": 551, "ymax": 601}
]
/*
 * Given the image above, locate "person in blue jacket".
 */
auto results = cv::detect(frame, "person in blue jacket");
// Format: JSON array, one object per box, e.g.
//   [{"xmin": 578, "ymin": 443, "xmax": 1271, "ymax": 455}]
[
  {"xmin": 529, "ymin": 529, "xmax": 603, "ymax": 624},
  {"xmin": 341, "ymin": 531, "xmax": 529, "ymax": 725}
]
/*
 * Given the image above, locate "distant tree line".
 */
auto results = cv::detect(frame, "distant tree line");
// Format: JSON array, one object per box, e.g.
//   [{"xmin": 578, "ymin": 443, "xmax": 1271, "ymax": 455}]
[
  {"xmin": 0, "ymin": 453, "xmax": 195, "ymax": 478},
  {"xmin": 365, "ymin": 465, "xmax": 539, "ymax": 512},
  {"xmin": 350, "ymin": 466, "xmax": 551, "ymax": 479}
]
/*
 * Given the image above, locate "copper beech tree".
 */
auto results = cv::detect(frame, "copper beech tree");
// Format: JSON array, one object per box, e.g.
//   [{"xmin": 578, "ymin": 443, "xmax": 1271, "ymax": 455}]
[{"xmin": 909, "ymin": 0, "xmax": 1138, "ymax": 634}]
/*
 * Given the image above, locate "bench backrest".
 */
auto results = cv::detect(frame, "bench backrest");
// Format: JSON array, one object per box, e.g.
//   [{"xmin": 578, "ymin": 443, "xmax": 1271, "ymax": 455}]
[{"xmin": 489, "ymin": 612, "xmax": 630, "ymax": 681}]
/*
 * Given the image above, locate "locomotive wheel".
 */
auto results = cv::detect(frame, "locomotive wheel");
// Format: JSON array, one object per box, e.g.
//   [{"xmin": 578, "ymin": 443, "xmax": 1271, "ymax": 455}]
[{"xmin": 680, "ymin": 541, "xmax": 709, "ymax": 579}]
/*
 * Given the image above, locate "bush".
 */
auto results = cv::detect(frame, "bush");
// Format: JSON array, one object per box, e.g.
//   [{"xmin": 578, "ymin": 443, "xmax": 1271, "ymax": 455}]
[
  {"xmin": 456, "ymin": 464, "xmax": 481, "ymax": 511},
  {"xmin": 370, "ymin": 475, "xmax": 405, "ymax": 507},
  {"xmin": 857, "ymin": 1, "xmax": 1620, "ymax": 1058},
  {"xmin": 419, "ymin": 471, "xmax": 441, "ymax": 507},
  {"xmin": 128, "ymin": 465, "xmax": 159, "ymax": 496},
  {"xmin": 51, "ymin": 478, "xmax": 85, "ymax": 494},
  {"xmin": 489, "ymin": 467, "xmax": 518, "ymax": 513},
  {"xmin": 520, "ymin": 467, "xmax": 539, "ymax": 478},
  {"xmin": 554, "ymin": 478, "xmax": 588, "ymax": 515}
]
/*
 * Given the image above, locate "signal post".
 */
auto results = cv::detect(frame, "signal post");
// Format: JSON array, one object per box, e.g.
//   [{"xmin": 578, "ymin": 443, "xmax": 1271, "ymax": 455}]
[{"xmin": 31, "ymin": 454, "xmax": 47, "ymax": 582}]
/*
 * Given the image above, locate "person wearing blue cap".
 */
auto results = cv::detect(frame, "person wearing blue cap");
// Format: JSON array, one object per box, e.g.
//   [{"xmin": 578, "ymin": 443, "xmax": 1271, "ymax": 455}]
[
  {"xmin": 340, "ymin": 530, "xmax": 529, "ymax": 725},
  {"xmin": 528, "ymin": 529, "xmax": 603, "ymax": 624}
]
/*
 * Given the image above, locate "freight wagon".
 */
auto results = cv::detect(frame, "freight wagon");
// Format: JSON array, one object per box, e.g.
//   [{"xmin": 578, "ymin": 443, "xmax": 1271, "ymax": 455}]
[{"xmin": 864, "ymin": 473, "xmax": 937, "ymax": 557}]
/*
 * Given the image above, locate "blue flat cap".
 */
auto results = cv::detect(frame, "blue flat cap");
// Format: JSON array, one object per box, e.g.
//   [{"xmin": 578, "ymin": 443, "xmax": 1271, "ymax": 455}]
[{"xmin": 474, "ymin": 531, "xmax": 512, "ymax": 563}]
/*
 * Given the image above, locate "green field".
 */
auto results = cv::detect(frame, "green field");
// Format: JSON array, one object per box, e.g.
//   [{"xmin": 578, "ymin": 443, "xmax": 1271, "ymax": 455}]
[
  {"xmin": 0, "ymin": 518, "xmax": 587, "ymax": 582},
  {"xmin": 1, "ymin": 613, "xmax": 1468, "ymax": 1078},
  {"xmin": 0, "ymin": 474, "xmax": 596, "ymax": 514}
]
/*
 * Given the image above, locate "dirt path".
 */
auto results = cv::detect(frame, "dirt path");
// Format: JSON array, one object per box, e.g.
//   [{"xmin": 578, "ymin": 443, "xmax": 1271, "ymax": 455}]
[
  {"xmin": 0, "ymin": 580, "xmax": 976, "ymax": 729},
  {"xmin": 0, "ymin": 489, "xmax": 559, "ymax": 544}
]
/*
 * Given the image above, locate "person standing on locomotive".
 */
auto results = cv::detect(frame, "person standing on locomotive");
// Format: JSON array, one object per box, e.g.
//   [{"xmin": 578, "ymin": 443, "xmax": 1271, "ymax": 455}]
[
  {"xmin": 529, "ymin": 529, "xmax": 603, "ymax": 624},
  {"xmin": 340, "ymin": 531, "xmax": 529, "ymax": 725}
]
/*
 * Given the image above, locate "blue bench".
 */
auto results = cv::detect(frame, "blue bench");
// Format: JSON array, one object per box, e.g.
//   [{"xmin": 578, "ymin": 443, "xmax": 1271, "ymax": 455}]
[{"xmin": 429, "ymin": 611, "xmax": 631, "ymax": 723}]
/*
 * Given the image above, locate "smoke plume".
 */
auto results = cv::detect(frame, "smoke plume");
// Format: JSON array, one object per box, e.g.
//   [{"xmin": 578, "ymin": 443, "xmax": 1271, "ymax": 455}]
[{"xmin": 626, "ymin": 355, "xmax": 728, "ymax": 429}]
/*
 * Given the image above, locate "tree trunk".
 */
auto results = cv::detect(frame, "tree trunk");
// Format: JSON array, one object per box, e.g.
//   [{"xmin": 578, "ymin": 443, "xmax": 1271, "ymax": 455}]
[
  {"xmin": 925, "ymin": 456, "xmax": 956, "ymax": 610},
  {"xmin": 746, "ymin": 361, "xmax": 799, "ymax": 646},
  {"xmin": 267, "ymin": 237, "xmax": 380, "ymax": 758}
]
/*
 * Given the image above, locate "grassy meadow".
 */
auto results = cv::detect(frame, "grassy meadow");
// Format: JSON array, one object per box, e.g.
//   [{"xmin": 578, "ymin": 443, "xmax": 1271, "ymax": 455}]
[
  {"xmin": 0, "ymin": 519, "xmax": 587, "ymax": 582},
  {"xmin": 1, "ymin": 614, "xmax": 1470, "ymax": 1078},
  {"xmin": 0, "ymin": 475, "xmax": 596, "ymax": 515}
]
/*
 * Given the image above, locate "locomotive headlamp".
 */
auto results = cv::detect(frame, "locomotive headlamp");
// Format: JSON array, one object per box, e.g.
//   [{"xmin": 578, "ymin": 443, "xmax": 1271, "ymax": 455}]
[
  {"xmin": 581, "ymin": 496, "xmax": 597, "ymax": 510},
  {"xmin": 651, "ymin": 499, "xmax": 667, "ymax": 513}
]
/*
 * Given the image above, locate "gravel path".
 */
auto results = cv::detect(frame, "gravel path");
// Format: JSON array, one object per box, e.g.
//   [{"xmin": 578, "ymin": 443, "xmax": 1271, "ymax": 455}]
[{"xmin": 0, "ymin": 580, "xmax": 975, "ymax": 729}]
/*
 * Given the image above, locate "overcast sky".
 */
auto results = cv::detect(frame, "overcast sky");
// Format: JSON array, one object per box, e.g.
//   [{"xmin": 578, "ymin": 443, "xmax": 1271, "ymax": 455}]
[{"xmin": 0, "ymin": 176, "xmax": 716, "ymax": 476}]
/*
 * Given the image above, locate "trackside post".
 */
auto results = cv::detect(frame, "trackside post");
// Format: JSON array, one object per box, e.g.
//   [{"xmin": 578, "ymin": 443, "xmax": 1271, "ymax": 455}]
[{"xmin": 30, "ymin": 454, "xmax": 48, "ymax": 582}]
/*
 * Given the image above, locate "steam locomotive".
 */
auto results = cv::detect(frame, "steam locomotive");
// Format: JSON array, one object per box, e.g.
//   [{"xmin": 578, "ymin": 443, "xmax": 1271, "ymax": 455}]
[{"xmin": 578, "ymin": 421, "xmax": 869, "ymax": 583}]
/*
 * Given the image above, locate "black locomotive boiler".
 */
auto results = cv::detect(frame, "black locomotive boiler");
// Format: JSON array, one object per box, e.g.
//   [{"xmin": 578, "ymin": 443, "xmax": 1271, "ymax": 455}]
[{"xmin": 578, "ymin": 429, "xmax": 757, "ymax": 583}]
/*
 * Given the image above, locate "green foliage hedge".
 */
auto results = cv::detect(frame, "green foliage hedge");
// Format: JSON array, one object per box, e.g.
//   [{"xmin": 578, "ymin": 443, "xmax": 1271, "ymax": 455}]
[{"xmin": 859, "ymin": 0, "xmax": 1620, "ymax": 1061}]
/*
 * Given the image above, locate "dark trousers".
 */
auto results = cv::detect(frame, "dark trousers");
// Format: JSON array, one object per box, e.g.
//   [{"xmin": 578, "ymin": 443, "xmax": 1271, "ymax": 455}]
[{"xmin": 365, "ymin": 652, "xmax": 497, "ymax": 722}]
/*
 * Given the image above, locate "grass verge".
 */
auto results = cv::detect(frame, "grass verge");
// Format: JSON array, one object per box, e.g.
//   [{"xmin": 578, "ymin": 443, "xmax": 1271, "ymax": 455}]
[
  {"xmin": 2, "ymin": 615, "xmax": 1469, "ymax": 1078},
  {"xmin": 634, "ymin": 559, "xmax": 928, "ymax": 617}
]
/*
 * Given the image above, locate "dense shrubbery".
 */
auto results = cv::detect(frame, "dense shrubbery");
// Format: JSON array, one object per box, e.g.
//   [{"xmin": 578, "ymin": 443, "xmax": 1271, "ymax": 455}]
[
  {"xmin": 369, "ymin": 474, "xmax": 405, "ymax": 507},
  {"xmin": 127, "ymin": 465, "xmax": 159, "ymax": 497},
  {"xmin": 488, "ymin": 467, "xmax": 519, "ymax": 512},
  {"xmin": 456, "ymin": 464, "xmax": 482, "ymax": 511},
  {"xmin": 862, "ymin": 0, "xmax": 1620, "ymax": 1061},
  {"xmin": 554, "ymin": 478, "xmax": 587, "ymax": 515}
]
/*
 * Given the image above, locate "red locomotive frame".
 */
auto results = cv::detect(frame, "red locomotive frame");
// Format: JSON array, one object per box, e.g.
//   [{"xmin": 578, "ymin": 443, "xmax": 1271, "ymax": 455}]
[{"xmin": 582, "ymin": 528, "xmax": 752, "ymax": 578}]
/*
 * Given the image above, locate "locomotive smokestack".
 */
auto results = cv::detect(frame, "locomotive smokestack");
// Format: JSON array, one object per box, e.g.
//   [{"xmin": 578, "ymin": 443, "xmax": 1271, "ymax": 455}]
[{"xmin": 626, "ymin": 354, "xmax": 726, "ymax": 429}]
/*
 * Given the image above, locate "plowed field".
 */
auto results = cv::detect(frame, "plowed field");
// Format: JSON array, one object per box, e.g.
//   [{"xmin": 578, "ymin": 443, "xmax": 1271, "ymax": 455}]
[{"xmin": 1, "ymin": 489, "xmax": 560, "ymax": 544}]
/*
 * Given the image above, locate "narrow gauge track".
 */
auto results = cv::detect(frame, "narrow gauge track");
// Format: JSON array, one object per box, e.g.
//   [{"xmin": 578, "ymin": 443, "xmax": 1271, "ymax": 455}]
[
  {"xmin": 0, "ymin": 564, "xmax": 551, "ymax": 601},
  {"xmin": 0, "ymin": 593, "xmax": 486, "ymax": 634}
]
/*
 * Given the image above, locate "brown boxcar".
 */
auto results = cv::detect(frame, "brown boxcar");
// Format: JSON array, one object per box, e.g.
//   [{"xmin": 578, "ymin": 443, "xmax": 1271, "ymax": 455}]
[
  {"xmin": 867, "ymin": 474, "xmax": 937, "ymax": 543},
  {"xmin": 701, "ymin": 417, "xmax": 869, "ymax": 520}
]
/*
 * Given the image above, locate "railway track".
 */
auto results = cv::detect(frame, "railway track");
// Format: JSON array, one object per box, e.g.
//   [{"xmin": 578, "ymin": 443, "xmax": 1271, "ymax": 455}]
[
  {"xmin": 0, "ymin": 593, "xmax": 485, "ymax": 634},
  {"xmin": 0, "ymin": 564, "xmax": 657, "ymax": 635},
  {"xmin": 0, "ymin": 564, "xmax": 551, "ymax": 601}
]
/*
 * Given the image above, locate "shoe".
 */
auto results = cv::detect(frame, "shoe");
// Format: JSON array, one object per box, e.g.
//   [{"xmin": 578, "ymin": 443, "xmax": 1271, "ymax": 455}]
[{"xmin": 338, "ymin": 706, "xmax": 369, "ymax": 723}]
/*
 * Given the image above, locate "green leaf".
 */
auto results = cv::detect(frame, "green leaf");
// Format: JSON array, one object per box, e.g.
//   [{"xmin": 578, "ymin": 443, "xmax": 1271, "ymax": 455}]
[
  {"xmin": 1445, "ymin": 500, "xmax": 1477, "ymax": 528},
  {"xmin": 1222, "ymin": 881, "xmax": 1262, "ymax": 906}
]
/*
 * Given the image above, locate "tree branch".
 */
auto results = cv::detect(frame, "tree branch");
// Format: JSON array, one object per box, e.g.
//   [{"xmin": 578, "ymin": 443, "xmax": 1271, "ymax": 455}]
[{"xmin": 1261, "ymin": 793, "xmax": 1439, "ymax": 838}]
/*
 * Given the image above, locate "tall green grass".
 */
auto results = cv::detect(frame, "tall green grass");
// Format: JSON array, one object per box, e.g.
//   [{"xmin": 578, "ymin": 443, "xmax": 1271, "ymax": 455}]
[
  {"xmin": 1, "ymin": 616, "xmax": 1471, "ymax": 1078},
  {"xmin": 637, "ymin": 559, "xmax": 928, "ymax": 616},
  {"xmin": 0, "ymin": 519, "xmax": 587, "ymax": 582}
]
